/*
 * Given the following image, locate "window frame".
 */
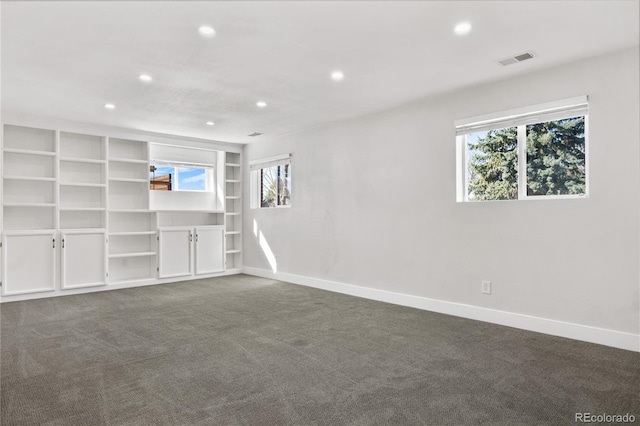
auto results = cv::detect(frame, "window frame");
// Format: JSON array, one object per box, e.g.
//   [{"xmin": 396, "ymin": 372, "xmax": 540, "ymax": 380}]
[
  {"xmin": 149, "ymin": 161, "xmax": 215, "ymax": 193},
  {"xmin": 456, "ymin": 96, "xmax": 589, "ymax": 202},
  {"xmin": 250, "ymin": 154, "xmax": 292, "ymax": 209}
]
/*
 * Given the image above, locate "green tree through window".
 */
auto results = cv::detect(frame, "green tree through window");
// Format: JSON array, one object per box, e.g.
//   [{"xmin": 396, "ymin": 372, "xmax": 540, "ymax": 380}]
[
  {"xmin": 466, "ymin": 117, "xmax": 585, "ymax": 200},
  {"xmin": 526, "ymin": 117, "xmax": 585, "ymax": 196},
  {"xmin": 467, "ymin": 127, "xmax": 518, "ymax": 201}
]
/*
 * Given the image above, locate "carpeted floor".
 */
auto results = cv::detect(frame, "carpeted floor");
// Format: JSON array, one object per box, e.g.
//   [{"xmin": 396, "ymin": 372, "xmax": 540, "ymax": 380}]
[{"xmin": 1, "ymin": 274, "xmax": 638, "ymax": 425}]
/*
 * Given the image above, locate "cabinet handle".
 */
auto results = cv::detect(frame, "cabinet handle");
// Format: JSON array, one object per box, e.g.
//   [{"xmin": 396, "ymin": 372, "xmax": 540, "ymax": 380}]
[
  {"xmin": 52, "ymin": 238, "xmax": 55, "ymax": 249},
  {"xmin": 62, "ymin": 239, "xmax": 65, "ymax": 249},
  {"xmin": 195, "ymin": 234, "xmax": 199, "ymax": 242},
  {"xmin": 190, "ymin": 233, "xmax": 193, "ymax": 242}
]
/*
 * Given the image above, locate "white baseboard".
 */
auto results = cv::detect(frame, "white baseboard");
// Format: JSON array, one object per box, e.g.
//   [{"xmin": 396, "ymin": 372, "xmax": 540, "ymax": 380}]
[
  {"xmin": 0, "ymin": 269, "xmax": 242, "ymax": 303},
  {"xmin": 242, "ymin": 266, "xmax": 640, "ymax": 353}
]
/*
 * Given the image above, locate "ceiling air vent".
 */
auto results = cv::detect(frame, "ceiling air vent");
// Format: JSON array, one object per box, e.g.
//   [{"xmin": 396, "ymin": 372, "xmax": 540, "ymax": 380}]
[
  {"xmin": 498, "ymin": 51, "xmax": 536, "ymax": 66},
  {"xmin": 248, "ymin": 132, "xmax": 263, "ymax": 137}
]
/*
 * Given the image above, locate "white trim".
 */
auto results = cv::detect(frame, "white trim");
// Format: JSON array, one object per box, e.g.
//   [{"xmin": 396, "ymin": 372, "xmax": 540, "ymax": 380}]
[
  {"xmin": 3, "ymin": 112, "xmax": 243, "ymax": 153},
  {"xmin": 454, "ymin": 95, "xmax": 588, "ymax": 132},
  {"xmin": 242, "ymin": 266, "xmax": 640, "ymax": 353},
  {"xmin": 249, "ymin": 153, "xmax": 291, "ymax": 167},
  {"xmin": 517, "ymin": 124, "xmax": 527, "ymax": 200},
  {"xmin": 0, "ymin": 269, "xmax": 242, "ymax": 303},
  {"xmin": 249, "ymin": 153, "xmax": 291, "ymax": 171}
]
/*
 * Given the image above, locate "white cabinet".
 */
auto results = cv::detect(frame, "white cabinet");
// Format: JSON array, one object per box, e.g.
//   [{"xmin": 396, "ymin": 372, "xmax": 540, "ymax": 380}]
[
  {"xmin": 158, "ymin": 225, "xmax": 224, "ymax": 278},
  {"xmin": 195, "ymin": 226, "xmax": 225, "ymax": 274},
  {"xmin": 61, "ymin": 230, "xmax": 107, "ymax": 289},
  {"xmin": 2, "ymin": 231, "xmax": 56, "ymax": 296},
  {"xmin": 158, "ymin": 227, "xmax": 193, "ymax": 278}
]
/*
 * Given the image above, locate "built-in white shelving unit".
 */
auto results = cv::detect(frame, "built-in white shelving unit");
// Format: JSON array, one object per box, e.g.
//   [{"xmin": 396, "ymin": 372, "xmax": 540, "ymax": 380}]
[
  {"xmin": 2, "ymin": 126, "xmax": 57, "ymax": 232},
  {"xmin": 224, "ymin": 152, "xmax": 242, "ymax": 271},
  {"xmin": 57, "ymin": 132, "xmax": 107, "ymax": 290},
  {"xmin": 1, "ymin": 123, "xmax": 243, "ymax": 300},
  {"xmin": 59, "ymin": 132, "xmax": 107, "ymax": 231},
  {"xmin": 107, "ymin": 138, "xmax": 158, "ymax": 284}
]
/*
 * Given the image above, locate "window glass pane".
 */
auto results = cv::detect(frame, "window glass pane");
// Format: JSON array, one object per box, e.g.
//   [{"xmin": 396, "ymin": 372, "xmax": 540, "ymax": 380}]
[
  {"xmin": 177, "ymin": 167, "xmax": 206, "ymax": 191},
  {"xmin": 150, "ymin": 165, "xmax": 174, "ymax": 191},
  {"xmin": 278, "ymin": 164, "xmax": 291, "ymax": 206},
  {"xmin": 466, "ymin": 127, "xmax": 518, "ymax": 201},
  {"xmin": 526, "ymin": 117, "xmax": 585, "ymax": 196},
  {"xmin": 260, "ymin": 166, "xmax": 278, "ymax": 207}
]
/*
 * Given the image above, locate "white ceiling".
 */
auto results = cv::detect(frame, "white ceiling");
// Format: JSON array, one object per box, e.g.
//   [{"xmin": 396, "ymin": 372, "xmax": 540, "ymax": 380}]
[{"xmin": 2, "ymin": 1, "xmax": 638, "ymax": 144}]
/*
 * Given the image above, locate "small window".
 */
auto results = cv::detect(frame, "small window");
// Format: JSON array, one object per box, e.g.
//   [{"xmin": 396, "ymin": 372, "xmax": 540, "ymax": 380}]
[
  {"xmin": 456, "ymin": 97, "xmax": 588, "ymax": 202},
  {"xmin": 250, "ymin": 154, "xmax": 292, "ymax": 208},
  {"xmin": 150, "ymin": 162, "xmax": 213, "ymax": 192}
]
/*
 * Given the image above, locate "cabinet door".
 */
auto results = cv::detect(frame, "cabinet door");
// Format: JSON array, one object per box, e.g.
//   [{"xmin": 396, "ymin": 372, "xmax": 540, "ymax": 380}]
[
  {"xmin": 61, "ymin": 231, "xmax": 107, "ymax": 289},
  {"xmin": 2, "ymin": 231, "xmax": 56, "ymax": 296},
  {"xmin": 195, "ymin": 226, "xmax": 224, "ymax": 275},
  {"xmin": 158, "ymin": 227, "xmax": 192, "ymax": 278}
]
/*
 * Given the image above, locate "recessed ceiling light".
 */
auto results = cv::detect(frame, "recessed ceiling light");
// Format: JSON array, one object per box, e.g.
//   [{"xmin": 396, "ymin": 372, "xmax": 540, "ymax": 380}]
[
  {"xmin": 454, "ymin": 21, "xmax": 472, "ymax": 36},
  {"xmin": 256, "ymin": 101, "xmax": 267, "ymax": 108},
  {"xmin": 104, "ymin": 103, "xmax": 115, "ymax": 110},
  {"xmin": 206, "ymin": 121, "xmax": 215, "ymax": 126},
  {"xmin": 198, "ymin": 26, "xmax": 215, "ymax": 37},
  {"xmin": 139, "ymin": 74, "xmax": 152, "ymax": 82},
  {"xmin": 331, "ymin": 71, "xmax": 344, "ymax": 81}
]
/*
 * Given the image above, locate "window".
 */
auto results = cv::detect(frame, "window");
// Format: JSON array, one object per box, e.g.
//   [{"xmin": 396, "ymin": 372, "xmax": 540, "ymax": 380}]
[
  {"xmin": 149, "ymin": 161, "xmax": 214, "ymax": 192},
  {"xmin": 456, "ymin": 96, "xmax": 588, "ymax": 202},
  {"xmin": 250, "ymin": 154, "xmax": 292, "ymax": 208}
]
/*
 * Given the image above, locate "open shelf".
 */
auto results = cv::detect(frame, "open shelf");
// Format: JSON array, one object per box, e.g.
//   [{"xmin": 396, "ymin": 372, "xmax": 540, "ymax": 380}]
[
  {"xmin": 109, "ymin": 231, "xmax": 156, "ymax": 236},
  {"xmin": 157, "ymin": 211, "xmax": 223, "ymax": 227},
  {"xmin": 109, "ymin": 206, "xmax": 148, "ymax": 212},
  {"xmin": 108, "ymin": 178, "xmax": 148, "ymax": 183},
  {"xmin": 59, "ymin": 182, "xmax": 106, "ymax": 188},
  {"xmin": 224, "ymin": 152, "xmax": 242, "ymax": 271},
  {"xmin": 3, "ymin": 148, "xmax": 56, "ymax": 157},
  {"xmin": 4, "ymin": 151, "xmax": 55, "ymax": 179},
  {"xmin": 59, "ymin": 160, "xmax": 105, "ymax": 185},
  {"xmin": 109, "ymin": 138, "xmax": 147, "ymax": 161},
  {"xmin": 3, "ymin": 176, "xmax": 56, "ymax": 182},
  {"xmin": 59, "ymin": 157, "xmax": 106, "ymax": 165},
  {"xmin": 4, "ymin": 178, "xmax": 55, "ymax": 205},
  {"xmin": 3, "ymin": 202, "xmax": 56, "ymax": 207},
  {"xmin": 3, "ymin": 125, "xmax": 55, "ymax": 152},
  {"xmin": 3, "ymin": 205, "xmax": 55, "ymax": 230},
  {"xmin": 109, "ymin": 157, "xmax": 148, "ymax": 164},
  {"xmin": 60, "ymin": 210, "xmax": 105, "ymax": 229},
  {"xmin": 109, "ymin": 211, "xmax": 157, "ymax": 233},
  {"xmin": 108, "ymin": 255, "xmax": 157, "ymax": 283},
  {"xmin": 60, "ymin": 132, "xmax": 105, "ymax": 161},
  {"xmin": 59, "ymin": 207, "xmax": 106, "ymax": 212},
  {"xmin": 109, "ymin": 251, "xmax": 157, "ymax": 258}
]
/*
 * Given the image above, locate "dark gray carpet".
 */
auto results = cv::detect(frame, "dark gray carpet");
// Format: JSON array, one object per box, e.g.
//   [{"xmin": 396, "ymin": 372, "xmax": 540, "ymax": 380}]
[{"xmin": 1, "ymin": 274, "xmax": 638, "ymax": 425}]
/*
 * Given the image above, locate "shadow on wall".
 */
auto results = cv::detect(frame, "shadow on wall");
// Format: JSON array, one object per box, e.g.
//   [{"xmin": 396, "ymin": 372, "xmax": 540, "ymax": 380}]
[{"xmin": 253, "ymin": 218, "xmax": 277, "ymax": 273}]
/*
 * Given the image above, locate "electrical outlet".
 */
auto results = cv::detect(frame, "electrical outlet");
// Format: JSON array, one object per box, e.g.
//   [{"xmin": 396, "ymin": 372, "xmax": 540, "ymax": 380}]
[{"xmin": 481, "ymin": 280, "xmax": 491, "ymax": 294}]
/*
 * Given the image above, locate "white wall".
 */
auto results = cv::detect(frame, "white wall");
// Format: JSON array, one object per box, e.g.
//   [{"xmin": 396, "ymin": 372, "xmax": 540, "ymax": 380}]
[{"xmin": 243, "ymin": 48, "xmax": 640, "ymax": 347}]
